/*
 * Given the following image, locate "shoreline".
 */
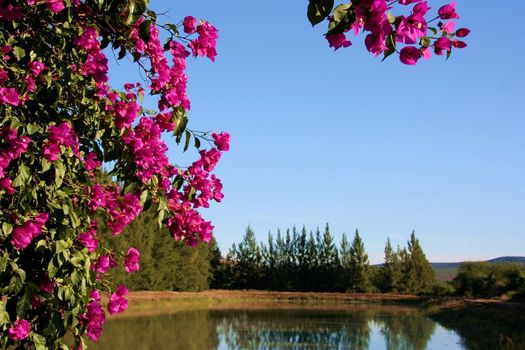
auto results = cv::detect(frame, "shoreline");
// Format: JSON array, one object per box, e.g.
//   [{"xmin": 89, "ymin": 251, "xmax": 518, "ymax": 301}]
[{"xmin": 117, "ymin": 289, "xmax": 522, "ymax": 318}]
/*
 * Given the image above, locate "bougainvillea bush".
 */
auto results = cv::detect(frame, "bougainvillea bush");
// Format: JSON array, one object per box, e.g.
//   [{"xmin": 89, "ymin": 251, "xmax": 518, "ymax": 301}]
[
  {"xmin": 0, "ymin": 0, "xmax": 228, "ymax": 348},
  {"xmin": 308, "ymin": 0, "xmax": 470, "ymax": 65}
]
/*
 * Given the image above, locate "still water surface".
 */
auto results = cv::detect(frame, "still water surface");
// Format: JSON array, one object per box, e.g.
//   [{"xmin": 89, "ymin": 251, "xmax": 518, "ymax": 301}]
[{"xmin": 90, "ymin": 307, "xmax": 465, "ymax": 350}]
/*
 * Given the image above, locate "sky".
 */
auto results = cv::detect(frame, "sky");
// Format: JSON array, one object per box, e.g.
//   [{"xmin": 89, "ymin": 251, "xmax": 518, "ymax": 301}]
[{"xmin": 109, "ymin": 0, "xmax": 525, "ymax": 263}]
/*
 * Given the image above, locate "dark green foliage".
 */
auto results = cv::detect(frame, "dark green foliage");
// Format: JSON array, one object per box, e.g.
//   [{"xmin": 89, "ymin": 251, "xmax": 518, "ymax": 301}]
[
  {"xmin": 453, "ymin": 262, "xmax": 525, "ymax": 298},
  {"xmin": 347, "ymin": 230, "xmax": 371, "ymax": 292},
  {"xmin": 376, "ymin": 238, "xmax": 402, "ymax": 293},
  {"xmin": 103, "ymin": 210, "xmax": 215, "ymax": 291},
  {"xmin": 377, "ymin": 232, "xmax": 436, "ymax": 295},
  {"xmin": 217, "ymin": 226, "xmax": 441, "ymax": 295},
  {"xmin": 403, "ymin": 231, "xmax": 435, "ymax": 294},
  {"xmin": 431, "ymin": 303, "xmax": 525, "ymax": 350},
  {"xmin": 317, "ymin": 224, "xmax": 339, "ymax": 291},
  {"xmin": 228, "ymin": 227, "xmax": 263, "ymax": 289}
]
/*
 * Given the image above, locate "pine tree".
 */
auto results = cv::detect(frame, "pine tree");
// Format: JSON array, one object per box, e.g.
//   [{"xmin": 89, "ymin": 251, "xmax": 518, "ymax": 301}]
[
  {"xmin": 318, "ymin": 223, "xmax": 339, "ymax": 291},
  {"xmin": 406, "ymin": 231, "xmax": 435, "ymax": 294},
  {"xmin": 305, "ymin": 230, "xmax": 320, "ymax": 291},
  {"xmin": 296, "ymin": 226, "xmax": 309, "ymax": 291},
  {"xmin": 232, "ymin": 226, "xmax": 263, "ymax": 289},
  {"xmin": 263, "ymin": 231, "xmax": 277, "ymax": 290},
  {"xmin": 339, "ymin": 232, "xmax": 351, "ymax": 291},
  {"xmin": 348, "ymin": 229, "xmax": 371, "ymax": 292},
  {"xmin": 379, "ymin": 238, "xmax": 402, "ymax": 293}
]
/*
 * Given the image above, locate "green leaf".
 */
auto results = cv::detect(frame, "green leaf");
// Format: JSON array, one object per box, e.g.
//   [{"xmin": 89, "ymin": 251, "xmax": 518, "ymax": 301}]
[
  {"xmin": 69, "ymin": 210, "xmax": 80, "ymax": 229},
  {"xmin": 140, "ymin": 190, "xmax": 148, "ymax": 206},
  {"xmin": 183, "ymin": 130, "xmax": 191, "ymax": 152},
  {"xmin": 42, "ymin": 158, "xmax": 51, "ymax": 172},
  {"xmin": 388, "ymin": 12, "xmax": 396, "ymax": 24},
  {"xmin": 138, "ymin": 20, "xmax": 151, "ymax": 42},
  {"xmin": 327, "ymin": 4, "xmax": 356, "ymax": 35},
  {"xmin": 26, "ymin": 123, "xmax": 40, "ymax": 135},
  {"xmin": 194, "ymin": 136, "xmax": 201, "ymax": 149},
  {"xmin": 0, "ymin": 253, "xmax": 8, "ymax": 273},
  {"xmin": 420, "ymin": 36, "xmax": 431, "ymax": 48},
  {"xmin": 17, "ymin": 289, "xmax": 31, "ymax": 318},
  {"xmin": 0, "ymin": 301, "xmax": 10, "ymax": 324},
  {"xmin": 54, "ymin": 161, "xmax": 66, "ymax": 188},
  {"xmin": 12, "ymin": 163, "xmax": 30, "ymax": 188},
  {"xmin": 307, "ymin": 0, "xmax": 334, "ymax": 27},
  {"xmin": 2, "ymin": 222, "xmax": 13, "ymax": 236},
  {"xmin": 31, "ymin": 333, "xmax": 47, "ymax": 350},
  {"xmin": 382, "ymin": 32, "xmax": 397, "ymax": 61},
  {"xmin": 125, "ymin": 0, "xmax": 149, "ymax": 25},
  {"xmin": 8, "ymin": 269, "xmax": 25, "ymax": 294},
  {"xmin": 117, "ymin": 46, "xmax": 127, "ymax": 60},
  {"xmin": 48, "ymin": 258, "xmax": 59, "ymax": 279},
  {"xmin": 13, "ymin": 46, "xmax": 26, "ymax": 61}
]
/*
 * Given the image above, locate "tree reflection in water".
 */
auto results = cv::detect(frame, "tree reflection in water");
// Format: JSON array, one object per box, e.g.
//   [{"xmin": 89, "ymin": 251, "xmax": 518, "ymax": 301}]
[
  {"xmin": 90, "ymin": 307, "xmax": 452, "ymax": 350},
  {"xmin": 214, "ymin": 309, "xmax": 434, "ymax": 350}
]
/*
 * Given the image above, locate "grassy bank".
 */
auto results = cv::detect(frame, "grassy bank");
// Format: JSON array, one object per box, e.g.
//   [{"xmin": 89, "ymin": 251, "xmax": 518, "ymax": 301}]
[{"xmin": 119, "ymin": 290, "xmax": 426, "ymax": 317}]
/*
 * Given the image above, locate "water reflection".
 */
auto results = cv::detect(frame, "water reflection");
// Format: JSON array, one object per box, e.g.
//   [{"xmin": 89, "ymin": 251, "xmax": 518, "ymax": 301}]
[{"xmin": 90, "ymin": 307, "xmax": 461, "ymax": 350}]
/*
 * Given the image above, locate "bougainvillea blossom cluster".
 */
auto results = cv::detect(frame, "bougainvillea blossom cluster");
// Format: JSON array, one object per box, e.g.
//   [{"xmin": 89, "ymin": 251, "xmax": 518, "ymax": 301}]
[
  {"xmin": 11, "ymin": 212, "xmax": 48, "ymax": 250},
  {"xmin": 0, "ymin": 127, "xmax": 29, "ymax": 194},
  {"xmin": 313, "ymin": 0, "xmax": 470, "ymax": 65},
  {"xmin": 1, "ymin": 1, "xmax": 226, "ymax": 347}
]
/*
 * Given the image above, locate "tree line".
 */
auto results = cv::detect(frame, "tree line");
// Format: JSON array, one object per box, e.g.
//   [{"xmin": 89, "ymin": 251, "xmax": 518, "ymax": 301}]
[
  {"xmin": 214, "ymin": 224, "xmax": 437, "ymax": 295},
  {"xmin": 104, "ymin": 213, "xmax": 525, "ymax": 300}
]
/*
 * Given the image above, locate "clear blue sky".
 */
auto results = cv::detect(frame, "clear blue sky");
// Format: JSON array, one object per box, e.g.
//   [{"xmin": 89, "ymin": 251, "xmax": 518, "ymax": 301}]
[{"xmin": 109, "ymin": 1, "xmax": 525, "ymax": 263}]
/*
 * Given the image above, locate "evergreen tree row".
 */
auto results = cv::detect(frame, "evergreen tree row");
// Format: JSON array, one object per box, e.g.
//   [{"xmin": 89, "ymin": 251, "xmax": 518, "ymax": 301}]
[
  {"xmin": 215, "ymin": 225, "xmax": 437, "ymax": 294},
  {"xmin": 102, "ymin": 210, "xmax": 220, "ymax": 291}
]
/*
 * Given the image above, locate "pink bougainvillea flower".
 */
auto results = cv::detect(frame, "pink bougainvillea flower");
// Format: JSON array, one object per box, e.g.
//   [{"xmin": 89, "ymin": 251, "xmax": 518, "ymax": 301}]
[
  {"xmin": 84, "ymin": 152, "xmax": 101, "ymax": 171},
  {"xmin": 438, "ymin": 1, "xmax": 459, "ymax": 19},
  {"xmin": 0, "ymin": 87, "xmax": 19, "ymax": 106},
  {"xmin": 0, "ymin": 3, "xmax": 23, "ymax": 21},
  {"xmin": 183, "ymin": 16, "xmax": 197, "ymax": 34},
  {"xmin": 365, "ymin": 33, "xmax": 387, "ymax": 56},
  {"xmin": 434, "ymin": 37, "xmax": 452, "ymax": 55},
  {"xmin": 421, "ymin": 47, "xmax": 432, "ymax": 59},
  {"xmin": 0, "ymin": 177, "xmax": 15, "ymax": 194},
  {"xmin": 47, "ymin": 0, "xmax": 65, "ymax": 13},
  {"xmin": 397, "ymin": 12, "xmax": 427, "ymax": 45},
  {"xmin": 11, "ymin": 213, "xmax": 48, "ymax": 249},
  {"xmin": 211, "ymin": 132, "xmax": 231, "ymax": 152},
  {"xmin": 442, "ymin": 21, "xmax": 455, "ymax": 34},
  {"xmin": 8, "ymin": 320, "xmax": 31, "ymax": 341},
  {"xmin": 93, "ymin": 255, "xmax": 110, "ymax": 274},
  {"xmin": 78, "ymin": 229, "xmax": 98, "ymax": 253},
  {"xmin": 39, "ymin": 278, "xmax": 56, "ymax": 293},
  {"xmin": 398, "ymin": 0, "xmax": 422, "ymax": 4},
  {"xmin": 412, "ymin": 1, "xmax": 430, "ymax": 15},
  {"xmin": 452, "ymin": 40, "xmax": 467, "ymax": 48},
  {"xmin": 107, "ymin": 285, "xmax": 128, "ymax": 315},
  {"xmin": 124, "ymin": 247, "xmax": 140, "ymax": 273},
  {"xmin": 325, "ymin": 33, "xmax": 352, "ymax": 50},
  {"xmin": 81, "ymin": 293, "xmax": 106, "ymax": 341},
  {"xmin": 455, "ymin": 28, "xmax": 471, "ymax": 38},
  {"xmin": 43, "ymin": 122, "xmax": 80, "ymax": 161},
  {"xmin": 188, "ymin": 21, "xmax": 218, "ymax": 61},
  {"xmin": 399, "ymin": 46, "xmax": 421, "ymax": 65},
  {"xmin": 28, "ymin": 61, "xmax": 45, "ymax": 76}
]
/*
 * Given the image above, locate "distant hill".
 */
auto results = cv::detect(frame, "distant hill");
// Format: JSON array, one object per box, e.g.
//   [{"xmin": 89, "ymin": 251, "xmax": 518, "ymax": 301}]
[
  {"xmin": 432, "ymin": 256, "xmax": 525, "ymax": 281},
  {"xmin": 486, "ymin": 256, "xmax": 525, "ymax": 264}
]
